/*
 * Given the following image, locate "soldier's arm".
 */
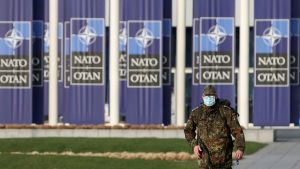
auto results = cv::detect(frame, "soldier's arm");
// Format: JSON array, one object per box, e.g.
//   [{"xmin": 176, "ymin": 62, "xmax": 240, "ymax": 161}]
[
  {"xmin": 184, "ymin": 110, "xmax": 198, "ymax": 149},
  {"xmin": 224, "ymin": 106, "xmax": 245, "ymax": 152}
]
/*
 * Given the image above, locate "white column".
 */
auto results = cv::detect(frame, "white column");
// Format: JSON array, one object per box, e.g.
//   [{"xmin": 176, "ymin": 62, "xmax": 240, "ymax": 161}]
[
  {"xmin": 176, "ymin": 0, "xmax": 186, "ymax": 126},
  {"xmin": 48, "ymin": 0, "xmax": 58, "ymax": 125},
  {"xmin": 238, "ymin": 0, "xmax": 249, "ymax": 128},
  {"xmin": 109, "ymin": 0, "xmax": 120, "ymax": 125}
]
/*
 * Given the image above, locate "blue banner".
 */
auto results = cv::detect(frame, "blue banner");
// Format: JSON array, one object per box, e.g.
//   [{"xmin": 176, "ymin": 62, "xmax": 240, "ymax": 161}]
[
  {"xmin": 64, "ymin": 0, "xmax": 105, "ymax": 124},
  {"xmin": 121, "ymin": 0, "xmax": 163, "ymax": 124},
  {"xmin": 192, "ymin": 0, "xmax": 236, "ymax": 110},
  {"xmin": 0, "ymin": 0, "xmax": 33, "ymax": 123},
  {"xmin": 253, "ymin": 0, "xmax": 291, "ymax": 126},
  {"xmin": 291, "ymin": 0, "xmax": 300, "ymax": 125}
]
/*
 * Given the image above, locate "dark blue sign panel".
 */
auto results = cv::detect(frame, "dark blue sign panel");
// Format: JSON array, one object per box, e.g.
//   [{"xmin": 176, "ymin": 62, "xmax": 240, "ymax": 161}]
[
  {"xmin": 121, "ymin": 0, "xmax": 163, "ymax": 124},
  {"xmin": 119, "ymin": 16, "xmax": 128, "ymax": 120},
  {"xmin": 162, "ymin": 0, "xmax": 172, "ymax": 125},
  {"xmin": 255, "ymin": 19, "xmax": 289, "ymax": 86},
  {"xmin": 70, "ymin": 18, "xmax": 105, "ymax": 85},
  {"xmin": 0, "ymin": 22, "xmax": 31, "ymax": 88},
  {"xmin": 192, "ymin": 0, "xmax": 235, "ymax": 110},
  {"xmin": 32, "ymin": 0, "xmax": 45, "ymax": 124},
  {"xmin": 64, "ymin": 0, "xmax": 105, "ymax": 124},
  {"xmin": 127, "ymin": 21, "xmax": 162, "ymax": 87},
  {"xmin": 0, "ymin": 0, "xmax": 33, "ymax": 123},
  {"xmin": 290, "ymin": 19, "xmax": 299, "ymax": 86},
  {"xmin": 291, "ymin": 0, "xmax": 300, "ymax": 125},
  {"xmin": 253, "ymin": 0, "xmax": 291, "ymax": 126},
  {"xmin": 199, "ymin": 17, "xmax": 234, "ymax": 84},
  {"xmin": 63, "ymin": 21, "xmax": 71, "ymax": 122},
  {"xmin": 64, "ymin": 21, "xmax": 71, "ymax": 88},
  {"xmin": 32, "ymin": 20, "xmax": 44, "ymax": 87}
]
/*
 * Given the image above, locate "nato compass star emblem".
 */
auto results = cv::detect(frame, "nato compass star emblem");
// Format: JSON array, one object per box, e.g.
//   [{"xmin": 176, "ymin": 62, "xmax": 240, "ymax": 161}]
[
  {"xmin": 78, "ymin": 25, "xmax": 97, "ymax": 46},
  {"xmin": 135, "ymin": 28, "xmax": 154, "ymax": 48},
  {"xmin": 4, "ymin": 28, "xmax": 24, "ymax": 49},
  {"xmin": 262, "ymin": 26, "xmax": 282, "ymax": 47},
  {"xmin": 207, "ymin": 24, "xmax": 227, "ymax": 45},
  {"xmin": 119, "ymin": 27, "xmax": 127, "ymax": 45}
]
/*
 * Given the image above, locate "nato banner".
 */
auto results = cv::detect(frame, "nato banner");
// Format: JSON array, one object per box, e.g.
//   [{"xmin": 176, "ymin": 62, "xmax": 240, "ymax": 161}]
[
  {"xmin": 253, "ymin": 0, "xmax": 290, "ymax": 126},
  {"xmin": 121, "ymin": 0, "xmax": 163, "ymax": 124},
  {"xmin": 70, "ymin": 18, "xmax": 104, "ymax": 85},
  {"xmin": 127, "ymin": 21, "xmax": 162, "ymax": 87},
  {"xmin": 255, "ymin": 20, "xmax": 289, "ymax": 86},
  {"xmin": 64, "ymin": 0, "xmax": 105, "ymax": 124},
  {"xmin": 291, "ymin": 0, "xmax": 300, "ymax": 125},
  {"xmin": 192, "ymin": 0, "xmax": 235, "ymax": 110},
  {"xmin": 0, "ymin": 0, "xmax": 33, "ymax": 123}
]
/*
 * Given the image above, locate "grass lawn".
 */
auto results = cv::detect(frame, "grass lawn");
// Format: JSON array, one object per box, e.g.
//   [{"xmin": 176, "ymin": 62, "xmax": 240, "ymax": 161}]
[
  {"xmin": 0, "ymin": 138, "xmax": 267, "ymax": 169},
  {"xmin": 0, "ymin": 154, "xmax": 198, "ymax": 169},
  {"xmin": 0, "ymin": 138, "xmax": 266, "ymax": 155}
]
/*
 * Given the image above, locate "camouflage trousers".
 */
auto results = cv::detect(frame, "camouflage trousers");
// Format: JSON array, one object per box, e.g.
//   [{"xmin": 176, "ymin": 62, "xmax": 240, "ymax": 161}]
[{"xmin": 198, "ymin": 158, "xmax": 232, "ymax": 169}]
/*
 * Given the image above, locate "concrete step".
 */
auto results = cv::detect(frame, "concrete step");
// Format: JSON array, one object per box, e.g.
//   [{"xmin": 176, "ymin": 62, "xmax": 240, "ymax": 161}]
[{"xmin": 275, "ymin": 129, "xmax": 300, "ymax": 142}]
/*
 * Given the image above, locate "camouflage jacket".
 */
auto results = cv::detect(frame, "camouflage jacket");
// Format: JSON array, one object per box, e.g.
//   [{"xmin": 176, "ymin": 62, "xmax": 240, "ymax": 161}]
[{"xmin": 184, "ymin": 101, "xmax": 245, "ymax": 167}]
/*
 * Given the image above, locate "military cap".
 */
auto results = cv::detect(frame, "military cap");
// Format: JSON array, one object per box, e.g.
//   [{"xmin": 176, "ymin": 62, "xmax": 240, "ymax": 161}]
[{"xmin": 203, "ymin": 85, "xmax": 217, "ymax": 95}]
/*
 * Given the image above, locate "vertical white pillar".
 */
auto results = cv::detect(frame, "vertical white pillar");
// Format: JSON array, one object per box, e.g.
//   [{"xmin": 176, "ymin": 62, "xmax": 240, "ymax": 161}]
[
  {"xmin": 238, "ymin": 0, "xmax": 249, "ymax": 128},
  {"xmin": 176, "ymin": 0, "xmax": 186, "ymax": 126},
  {"xmin": 49, "ymin": 0, "xmax": 58, "ymax": 125},
  {"xmin": 109, "ymin": 0, "xmax": 120, "ymax": 125}
]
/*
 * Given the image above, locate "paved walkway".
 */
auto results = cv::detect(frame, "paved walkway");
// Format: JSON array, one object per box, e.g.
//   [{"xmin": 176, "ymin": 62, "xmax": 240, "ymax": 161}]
[{"xmin": 236, "ymin": 142, "xmax": 300, "ymax": 169}]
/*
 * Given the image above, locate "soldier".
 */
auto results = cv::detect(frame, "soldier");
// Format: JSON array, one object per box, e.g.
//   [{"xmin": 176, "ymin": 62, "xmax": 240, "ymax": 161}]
[{"xmin": 184, "ymin": 85, "xmax": 245, "ymax": 169}]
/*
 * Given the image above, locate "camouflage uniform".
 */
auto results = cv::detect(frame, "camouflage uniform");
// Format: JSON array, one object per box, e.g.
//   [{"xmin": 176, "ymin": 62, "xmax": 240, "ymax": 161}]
[{"xmin": 184, "ymin": 86, "xmax": 245, "ymax": 169}]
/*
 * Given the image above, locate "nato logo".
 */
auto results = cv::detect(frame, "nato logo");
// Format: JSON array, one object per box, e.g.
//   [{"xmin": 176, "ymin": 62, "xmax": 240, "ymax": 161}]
[
  {"xmin": 200, "ymin": 18, "xmax": 234, "ymax": 52},
  {"xmin": 71, "ymin": 18, "xmax": 104, "ymax": 52},
  {"xmin": 78, "ymin": 25, "xmax": 97, "ymax": 46},
  {"xmin": 207, "ymin": 24, "xmax": 227, "ymax": 45},
  {"xmin": 135, "ymin": 28, "xmax": 154, "ymax": 48},
  {"xmin": 4, "ymin": 28, "xmax": 24, "ymax": 49},
  {"xmin": 0, "ymin": 22, "xmax": 30, "ymax": 55},
  {"xmin": 255, "ymin": 20, "xmax": 289, "ymax": 54},
  {"xmin": 128, "ymin": 21, "xmax": 161, "ymax": 55},
  {"xmin": 262, "ymin": 26, "xmax": 281, "ymax": 47}
]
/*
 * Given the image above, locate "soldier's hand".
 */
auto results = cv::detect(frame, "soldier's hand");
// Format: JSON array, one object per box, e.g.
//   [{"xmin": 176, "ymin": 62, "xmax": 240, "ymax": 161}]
[
  {"xmin": 193, "ymin": 145, "xmax": 201, "ymax": 157},
  {"xmin": 235, "ymin": 150, "xmax": 244, "ymax": 160}
]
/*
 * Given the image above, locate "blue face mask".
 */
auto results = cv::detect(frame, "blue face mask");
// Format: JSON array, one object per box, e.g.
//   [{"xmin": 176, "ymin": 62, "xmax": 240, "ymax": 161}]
[{"xmin": 203, "ymin": 96, "xmax": 216, "ymax": 106}]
